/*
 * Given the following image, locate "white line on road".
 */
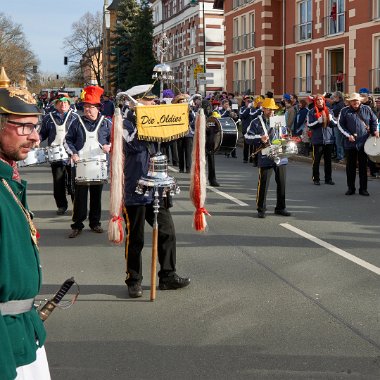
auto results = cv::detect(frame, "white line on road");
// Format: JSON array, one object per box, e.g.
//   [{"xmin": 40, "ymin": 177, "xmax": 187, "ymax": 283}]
[
  {"xmin": 168, "ymin": 166, "xmax": 249, "ymax": 206},
  {"xmin": 280, "ymin": 223, "xmax": 380, "ymax": 276},
  {"xmin": 206, "ymin": 186, "xmax": 249, "ymax": 206}
]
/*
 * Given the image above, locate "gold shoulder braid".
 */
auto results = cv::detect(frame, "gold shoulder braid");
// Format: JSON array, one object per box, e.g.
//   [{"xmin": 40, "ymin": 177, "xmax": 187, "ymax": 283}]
[{"xmin": 1, "ymin": 179, "xmax": 39, "ymax": 247}]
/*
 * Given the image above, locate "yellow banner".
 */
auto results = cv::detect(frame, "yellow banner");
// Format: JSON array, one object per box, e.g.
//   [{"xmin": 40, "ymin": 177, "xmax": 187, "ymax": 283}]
[{"xmin": 135, "ymin": 103, "xmax": 189, "ymax": 142}]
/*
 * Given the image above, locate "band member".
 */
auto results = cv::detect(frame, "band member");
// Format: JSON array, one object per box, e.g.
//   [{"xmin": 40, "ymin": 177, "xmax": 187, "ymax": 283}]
[
  {"xmin": 0, "ymin": 67, "xmax": 51, "ymax": 379},
  {"xmin": 307, "ymin": 94, "xmax": 337, "ymax": 186},
  {"xmin": 121, "ymin": 92, "xmax": 190, "ymax": 298},
  {"xmin": 337, "ymin": 92, "xmax": 379, "ymax": 196},
  {"xmin": 174, "ymin": 94, "xmax": 193, "ymax": 173},
  {"xmin": 245, "ymin": 98, "xmax": 291, "ymax": 218},
  {"xmin": 240, "ymin": 95, "xmax": 254, "ymax": 163},
  {"xmin": 64, "ymin": 86, "xmax": 111, "ymax": 238},
  {"xmin": 40, "ymin": 95, "xmax": 78, "ymax": 214}
]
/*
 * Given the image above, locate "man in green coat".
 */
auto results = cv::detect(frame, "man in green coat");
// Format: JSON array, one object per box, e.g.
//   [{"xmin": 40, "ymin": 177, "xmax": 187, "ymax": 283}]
[{"xmin": 0, "ymin": 67, "xmax": 51, "ymax": 379}]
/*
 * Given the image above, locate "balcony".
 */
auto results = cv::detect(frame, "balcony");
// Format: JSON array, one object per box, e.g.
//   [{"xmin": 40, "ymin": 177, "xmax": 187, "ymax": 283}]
[
  {"xmin": 232, "ymin": 79, "xmax": 255, "ymax": 95},
  {"xmin": 294, "ymin": 21, "xmax": 312, "ymax": 43},
  {"xmin": 232, "ymin": 33, "xmax": 255, "ymax": 53},
  {"xmin": 322, "ymin": 73, "xmax": 346, "ymax": 93},
  {"xmin": 369, "ymin": 68, "xmax": 380, "ymax": 93},
  {"xmin": 293, "ymin": 76, "xmax": 313, "ymax": 94},
  {"xmin": 323, "ymin": 11, "xmax": 346, "ymax": 36}
]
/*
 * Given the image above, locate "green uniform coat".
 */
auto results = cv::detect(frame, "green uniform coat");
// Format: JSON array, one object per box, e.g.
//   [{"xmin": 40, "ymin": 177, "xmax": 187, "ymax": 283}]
[{"xmin": 0, "ymin": 161, "xmax": 46, "ymax": 380}]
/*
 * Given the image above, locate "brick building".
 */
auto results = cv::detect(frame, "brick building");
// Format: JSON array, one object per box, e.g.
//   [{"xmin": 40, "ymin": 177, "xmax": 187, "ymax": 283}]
[
  {"xmin": 218, "ymin": 0, "xmax": 380, "ymax": 97},
  {"xmin": 152, "ymin": 0, "xmax": 225, "ymax": 94}
]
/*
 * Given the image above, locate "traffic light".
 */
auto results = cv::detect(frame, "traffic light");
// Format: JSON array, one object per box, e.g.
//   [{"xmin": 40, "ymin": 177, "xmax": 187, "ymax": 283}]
[
  {"xmin": 64, "ymin": 56, "xmax": 68, "ymax": 65},
  {"xmin": 32, "ymin": 65, "xmax": 38, "ymax": 73},
  {"xmin": 56, "ymin": 75, "xmax": 59, "ymax": 79}
]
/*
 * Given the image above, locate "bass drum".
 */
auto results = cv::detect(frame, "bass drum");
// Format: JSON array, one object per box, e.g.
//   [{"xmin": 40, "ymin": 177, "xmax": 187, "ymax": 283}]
[
  {"xmin": 364, "ymin": 136, "xmax": 380, "ymax": 163},
  {"xmin": 206, "ymin": 117, "xmax": 238, "ymax": 154}
]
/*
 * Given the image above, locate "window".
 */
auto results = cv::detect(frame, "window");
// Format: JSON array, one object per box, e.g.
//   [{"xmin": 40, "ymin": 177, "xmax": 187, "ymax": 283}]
[
  {"xmin": 249, "ymin": 12, "xmax": 255, "ymax": 48},
  {"xmin": 297, "ymin": 0, "xmax": 312, "ymax": 41},
  {"xmin": 296, "ymin": 53, "xmax": 312, "ymax": 93},
  {"xmin": 373, "ymin": 36, "xmax": 380, "ymax": 92},
  {"xmin": 374, "ymin": 0, "xmax": 380, "ymax": 19},
  {"xmin": 233, "ymin": 18, "xmax": 239, "ymax": 52},
  {"xmin": 327, "ymin": 0, "xmax": 345, "ymax": 35},
  {"xmin": 249, "ymin": 59, "xmax": 255, "ymax": 93}
]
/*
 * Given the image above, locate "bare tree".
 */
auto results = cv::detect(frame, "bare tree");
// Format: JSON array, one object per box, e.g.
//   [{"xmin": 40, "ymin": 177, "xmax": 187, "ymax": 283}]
[
  {"xmin": 63, "ymin": 12, "xmax": 103, "ymax": 86},
  {"xmin": 0, "ymin": 13, "xmax": 39, "ymax": 84}
]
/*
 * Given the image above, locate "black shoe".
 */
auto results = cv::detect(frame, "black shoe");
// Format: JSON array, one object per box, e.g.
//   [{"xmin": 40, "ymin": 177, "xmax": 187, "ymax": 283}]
[
  {"xmin": 257, "ymin": 211, "xmax": 266, "ymax": 218},
  {"xmin": 186, "ymin": 169, "xmax": 191, "ymax": 173},
  {"xmin": 69, "ymin": 229, "xmax": 82, "ymax": 238},
  {"xmin": 274, "ymin": 209, "xmax": 291, "ymax": 216},
  {"xmin": 128, "ymin": 283, "xmax": 143, "ymax": 298},
  {"xmin": 159, "ymin": 274, "xmax": 190, "ymax": 290},
  {"xmin": 314, "ymin": 180, "xmax": 320, "ymax": 186},
  {"xmin": 57, "ymin": 207, "xmax": 67, "ymax": 215},
  {"xmin": 91, "ymin": 225, "xmax": 104, "ymax": 233},
  {"xmin": 359, "ymin": 190, "xmax": 369, "ymax": 196},
  {"xmin": 209, "ymin": 181, "xmax": 220, "ymax": 187},
  {"xmin": 345, "ymin": 189, "xmax": 355, "ymax": 195},
  {"xmin": 325, "ymin": 180, "xmax": 335, "ymax": 185},
  {"xmin": 179, "ymin": 169, "xmax": 184, "ymax": 173}
]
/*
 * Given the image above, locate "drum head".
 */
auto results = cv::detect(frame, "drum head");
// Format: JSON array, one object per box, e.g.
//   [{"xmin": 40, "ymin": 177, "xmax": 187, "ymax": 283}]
[{"xmin": 364, "ymin": 136, "xmax": 380, "ymax": 162}]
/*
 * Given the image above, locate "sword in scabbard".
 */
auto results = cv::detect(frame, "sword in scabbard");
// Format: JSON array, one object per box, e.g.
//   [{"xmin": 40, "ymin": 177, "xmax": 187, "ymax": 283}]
[{"xmin": 39, "ymin": 277, "xmax": 79, "ymax": 321}]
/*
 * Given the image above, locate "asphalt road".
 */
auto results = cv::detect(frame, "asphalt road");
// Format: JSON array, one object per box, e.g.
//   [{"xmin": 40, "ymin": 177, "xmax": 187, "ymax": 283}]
[{"xmin": 20, "ymin": 149, "xmax": 380, "ymax": 379}]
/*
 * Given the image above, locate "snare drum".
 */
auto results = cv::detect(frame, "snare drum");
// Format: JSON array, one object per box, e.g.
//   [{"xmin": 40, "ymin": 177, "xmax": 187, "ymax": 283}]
[
  {"xmin": 46, "ymin": 145, "xmax": 69, "ymax": 163},
  {"xmin": 364, "ymin": 136, "xmax": 380, "ymax": 163},
  {"xmin": 75, "ymin": 158, "xmax": 108, "ymax": 185},
  {"xmin": 18, "ymin": 148, "xmax": 46, "ymax": 167},
  {"xmin": 206, "ymin": 117, "xmax": 238, "ymax": 154}
]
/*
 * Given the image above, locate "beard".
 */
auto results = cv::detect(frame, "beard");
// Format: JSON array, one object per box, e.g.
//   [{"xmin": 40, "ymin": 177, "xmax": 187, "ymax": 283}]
[{"xmin": 0, "ymin": 141, "xmax": 34, "ymax": 162}]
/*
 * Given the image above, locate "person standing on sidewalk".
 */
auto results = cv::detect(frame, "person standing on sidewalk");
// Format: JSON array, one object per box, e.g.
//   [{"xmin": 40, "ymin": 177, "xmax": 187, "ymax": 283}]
[
  {"xmin": 338, "ymin": 92, "xmax": 379, "ymax": 196},
  {"xmin": 307, "ymin": 94, "xmax": 337, "ymax": 186},
  {"xmin": 0, "ymin": 67, "xmax": 51, "ymax": 379}
]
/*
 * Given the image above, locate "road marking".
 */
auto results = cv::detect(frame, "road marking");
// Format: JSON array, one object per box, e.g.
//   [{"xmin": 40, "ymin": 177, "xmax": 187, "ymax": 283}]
[
  {"xmin": 206, "ymin": 186, "xmax": 249, "ymax": 206},
  {"xmin": 281, "ymin": 223, "xmax": 380, "ymax": 276},
  {"xmin": 168, "ymin": 166, "xmax": 249, "ymax": 206}
]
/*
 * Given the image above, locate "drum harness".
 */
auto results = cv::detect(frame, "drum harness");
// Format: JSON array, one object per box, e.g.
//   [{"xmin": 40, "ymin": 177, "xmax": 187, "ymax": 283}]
[{"xmin": 49, "ymin": 108, "xmax": 73, "ymax": 146}]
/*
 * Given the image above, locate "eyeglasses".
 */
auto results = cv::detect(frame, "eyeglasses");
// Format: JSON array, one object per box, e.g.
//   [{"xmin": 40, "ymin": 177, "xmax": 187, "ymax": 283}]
[{"xmin": 6, "ymin": 120, "xmax": 40, "ymax": 136}]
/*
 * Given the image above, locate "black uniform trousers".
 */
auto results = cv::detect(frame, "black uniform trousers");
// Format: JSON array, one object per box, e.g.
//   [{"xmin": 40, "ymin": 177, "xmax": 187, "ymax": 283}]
[
  {"xmin": 123, "ymin": 204, "xmax": 176, "ymax": 285},
  {"xmin": 207, "ymin": 152, "xmax": 217, "ymax": 183},
  {"xmin": 256, "ymin": 165, "xmax": 286, "ymax": 212},
  {"xmin": 177, "ymin": 137, "xmax": 193, "ymax": 172},
  {"xmin": 243, "ymin": 139, "xmax": 254, "ymax": 162},
  {"xmin": 51, "ymin": 162, "xmax": 69, "ymax": 209},
  {"xmin": 312, "ymin": 144, "xmax": 334, "ymax": 182},
  {"xmin": 345, "ymin": 147, "xmax": 368, "ymax": 192},
  {"xmin": 71, "ymin": 184, "xmax": 103, "ymax": 230}
]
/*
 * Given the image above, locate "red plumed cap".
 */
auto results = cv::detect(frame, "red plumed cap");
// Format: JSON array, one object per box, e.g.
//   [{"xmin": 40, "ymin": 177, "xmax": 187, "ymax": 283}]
[{"xmin": 82, "ymin": 86, "xmax": 104, "ymax": 105}]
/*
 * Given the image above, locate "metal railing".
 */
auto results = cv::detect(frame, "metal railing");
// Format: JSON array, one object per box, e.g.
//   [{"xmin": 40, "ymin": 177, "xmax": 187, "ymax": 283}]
[
  {"xmin": 293, "ymin": 76, "xmax": 313, "ymax": 94},
  {"xmin": 322, "ymin": 73, "xmax": 346, "ymax": 93},
  {"xmin": 369, "ymin": 68, "xmax": 380, "ymax": 93},
  {"xmin": 232, "ymin": 79, "xmax": 255, "ymax": 95},
  {"xmin": 294, "ymin": 21, "xmax": 312, "ymax": 42},
  {"xmin": 323, "ymin": 11, "xmax": 346, "ymax": 36},
  {"xmin": 232, "ymin": 32, "xmax": 255, "ymax": 53}
]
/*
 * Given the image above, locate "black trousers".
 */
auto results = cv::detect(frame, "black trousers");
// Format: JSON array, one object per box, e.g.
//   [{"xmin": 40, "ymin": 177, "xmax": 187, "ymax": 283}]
[
  {"xmin": 123, "ymin": 204, "xmax": 176, "ymax": 284},
  {"xmin": 177, "ymin": 137, "xmax": 193, "ymax": 172},
  {"xmin": 207, "ymin": 152, "xmax": 217, "ymax": 183},
  {"xmin": 256, "ymin": 165, "xmax": 286, "ymax": 212},
  {"xmin": 71, "ymin": 184, "xmax": 103, "ymax": 230},
  {"xmin": 51, "ymin": 162, "xmax": 68, "ymax": 209},
  {"xmin": 243, "ymin": 139, "xmax": 254, "ymax": 162},
  {"xmin": 162, "ymin": 141, "xmax": 179, "ymax": 166},
  {"xmin": 312, "ymin": 144, "xmax": 333, "ymax": 182},
  {"xmin": 345, "ymin": 148, "xmax": 368, "ymax": 191}
]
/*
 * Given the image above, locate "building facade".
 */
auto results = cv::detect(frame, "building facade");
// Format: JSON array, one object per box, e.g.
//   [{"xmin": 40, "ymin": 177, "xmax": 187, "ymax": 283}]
[
  {"xmin": 220, "ymin": 0, "xmax": 380, "ymax": 97},
  {"xmin": 152, "ymin": 0, "xmax": 225, "ymax": 94}
]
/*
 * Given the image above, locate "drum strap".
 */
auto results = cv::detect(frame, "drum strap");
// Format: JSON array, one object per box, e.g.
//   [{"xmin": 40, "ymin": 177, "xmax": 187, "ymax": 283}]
[
  {"xmin": 49, "ymin": 109, "xmax": 73, "ymax": 146},
  {"xmin": 356, "ymin": 111, "xmax": 370, "ymax": 133},
  {"xmin": 78, "ymin": 116, "xmax": 105, "ymax": 159}
]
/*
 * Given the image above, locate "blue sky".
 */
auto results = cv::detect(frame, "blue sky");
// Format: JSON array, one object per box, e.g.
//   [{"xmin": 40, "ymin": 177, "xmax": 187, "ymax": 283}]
[{"xmin": 1, "ymin": 0, "xmax": 104, "ymax": 75}]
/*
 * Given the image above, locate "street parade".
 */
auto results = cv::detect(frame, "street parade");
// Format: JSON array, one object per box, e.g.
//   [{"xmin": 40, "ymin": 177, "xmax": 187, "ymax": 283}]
[{"xmin": 1, "ymin": 0, "xmax": 380, "ymax": 379}]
